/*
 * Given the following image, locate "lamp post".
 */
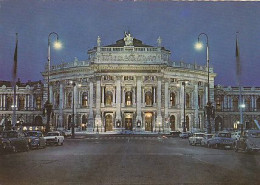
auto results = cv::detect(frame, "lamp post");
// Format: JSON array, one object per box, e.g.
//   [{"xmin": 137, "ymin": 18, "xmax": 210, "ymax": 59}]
[
  {"xmin": 45, "ymin": 32, "xmax": 62, "ymax": 134},
  {"xmin": 195, "ymin": 33, "xmax": 214, "ymax": 134},
  {"xmin": 70, "ymin": 81, "xmax": 81, "ymax": 138},
  {"xmin": 71, "ymin": 81, "xmax": 76, "ymax": 138},
  {"xmin": 182, "ymin": 81, "xmax": 187, "ymax": 132}
]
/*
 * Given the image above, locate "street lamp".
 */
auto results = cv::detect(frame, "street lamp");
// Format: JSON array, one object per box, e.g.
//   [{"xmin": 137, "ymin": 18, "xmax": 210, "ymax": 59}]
[
  {"xmin": 45, "ymin": 32, "xmax": 62, "ymax": 134},
  {"xmin": 195, "ymin": 33, "xmax": 214, "ymax": 134},
  {"xmin": 182, "ymin": 81, "xmax": 188, "ymax": 132}
]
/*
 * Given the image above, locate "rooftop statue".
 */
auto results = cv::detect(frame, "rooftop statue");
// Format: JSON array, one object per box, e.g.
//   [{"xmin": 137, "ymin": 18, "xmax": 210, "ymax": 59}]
[
  {"xmin": 124, "ymin": 32, "xmax": 133, "ymax": 46},
  {"xmin": 97, "ymin": 36, "xmax": 101, "ymax": 47}
]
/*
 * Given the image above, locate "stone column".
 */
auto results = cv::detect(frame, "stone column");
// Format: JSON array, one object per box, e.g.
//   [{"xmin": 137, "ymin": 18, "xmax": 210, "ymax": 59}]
[
  {"xmin": 156, "ymin": 78, "xmax": 162, "ymax": 132},
  {"xmin": 132, "ymin": 87, "xmax": 136, "ymax": 106},
  {"xmin": 101, "ymin": 86, "xmax": 105, "ymax": 107},
  {"xmin": 113, "ymin": 87, "xmax": 116, "ymax": 106},
  {"xmin": 251, "ymin": 95, "xmax": 254, "ymax": 111},
  {"xmin": 153, "ymin": 87, "xmax": 157, "ymax": 106},
  {"xmin": 0, "ymin": 94, "xmax": 2, "ymax": 110},
  {"xmin": 3, "ymin": 95, "xmax": 6, "ymax": 110},
  {"xmin": 116, "ymin": 77, "xmax": 122, "ymax": 122},
  {"xmin": 30, "ymin": 94, "xmax": 33, "ymax": 110},
  {"xmin": 122, "ymin": 88, "xmax": 125, "ymax": 107},
  {"xmin": 59, "ymin": 82, "xmax": 64, "ymax": 128},
  {"xmin": 194, "ymin": 84, "xmax": 199, "ymax": 130},
  {"xmin": 95, "ymin": 77, "xmax": 102, "ymax": 131},
  {"xmin": 254, "ymin": 96, "xmax": 257, "ymax": 111},
  {"xmin": 164, "ymin": 81, "xmax": 169, "ymax": 132},
  {"xmin": 88, "ymin": 80, "xmax": 94, "ymax": 132},
  {"xmin": 142, "ymin": 88, "xmax": 145, "ymax": 106},
  {"xmin": 136, "ymin": 77, "xmax": 142, "ymax": 127},
  {"xmin": 24, "ymin": 94, "xmax": 30, "ymax": 110}
]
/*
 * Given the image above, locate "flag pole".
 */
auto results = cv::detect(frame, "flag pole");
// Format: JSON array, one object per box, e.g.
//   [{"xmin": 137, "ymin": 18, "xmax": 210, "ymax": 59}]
[
  {"xmin": 236, "ymin": 32, "xmax": 243, "ymax": 134},
  {"xmin": 12, "ymin": 33, "xmax": 18, "ymax": 130}
]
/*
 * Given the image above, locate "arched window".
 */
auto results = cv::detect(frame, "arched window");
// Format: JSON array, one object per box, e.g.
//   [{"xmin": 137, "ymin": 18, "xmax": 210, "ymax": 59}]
[
  {"xmin": 82, "ymin": 92, "xmax": 88, "ymax": 107},
  {"xmin": 245, "ymin": 98, "xmax": 251, "ymax": 111},
  {"xmin": 67, "ymin": 92, "xmax": 72, "ymax": 108},
  {"xmin": 232, "ymin": 97, "xmax": 239, "ymax": 111},
  {"xmin": 186, "ymin": 93, "xmax": 190, "ymax": 108},
  {"xmin": 125, "ymin": 91, "xmax": 132, "ymax": 106},
  {"xmin": 36, "ymin": 96, "xmax": 42, "ymax": 110},
  {"xmin": 82, "ymin": 115, "xmax": 87, "ymax": 130},
  {"xmin": 105, "ymin": 91, "xmax": 113, "ymax": 106},
  {"xmin": 34, "ymin": 116, "xmax": 43, "ymax": 125},
  {"xmin": 170, "ymin": 92, "xmax": 176, "ymax": 107},
  {"xmin": 216, "ymin": 97, "xmax": 222, "ymax": 111},
  {"xmin": 257, "ymin": 98, "xmax": 260, "ymax": 111},
  {"xmin": 55, "ymin": 93, "xmax": 59, "ymax": 108},
  {"xmin": 145, "ymin": 91, "xmax": 153, "ymax": 106},
  {"xmin": 6, "ymin": 96, "xmax": 12, "ymax": 110},
  {"xmin": 19, "ymin": 96, "xmax": 25, "ymax": 110}
]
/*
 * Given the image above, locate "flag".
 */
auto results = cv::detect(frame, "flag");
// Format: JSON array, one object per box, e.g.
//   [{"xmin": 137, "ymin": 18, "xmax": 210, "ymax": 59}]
[
  {"xmin": 236, "ymin": 33, "xmax": 241, "ymax": 77},
  {"xmin": 13, "ymin": 33, "xmax": 18, "ymax": 81}
]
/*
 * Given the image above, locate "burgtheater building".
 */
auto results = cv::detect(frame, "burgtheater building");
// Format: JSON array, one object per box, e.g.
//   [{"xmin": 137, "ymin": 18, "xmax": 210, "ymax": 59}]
[
  {"xmin": 41, "ymin": 33, "xmax": 216, "ymax": 133},
  {"xmin": 1, "ymin": 33, "xmax": 260, "ymax": 132}
]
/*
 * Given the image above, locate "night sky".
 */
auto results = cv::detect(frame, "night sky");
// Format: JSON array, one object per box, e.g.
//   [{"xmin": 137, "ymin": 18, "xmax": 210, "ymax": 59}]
[{"xmin": 0, "ymin": 0, "xmax": 260, "ymax": 86}]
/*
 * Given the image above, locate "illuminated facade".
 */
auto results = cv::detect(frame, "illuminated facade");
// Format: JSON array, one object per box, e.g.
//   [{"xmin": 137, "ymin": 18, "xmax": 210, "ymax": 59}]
[
  {"xmin": 1, "ymin": 34, "xmax": 259, "ymax": 133},
  {"xmin": 0, "ymin": 80, "xmax": 43, "ymax": 130},
  {"xmin": 42, "ymin": 33, "xmax": 216, "ymax": 133},
  {"xmin": 214, "ymin": 85, "xmax": 260, "ymax": 131}
]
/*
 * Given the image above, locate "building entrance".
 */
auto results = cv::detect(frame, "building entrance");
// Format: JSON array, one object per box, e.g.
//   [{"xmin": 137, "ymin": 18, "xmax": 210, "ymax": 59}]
[
  {"xmin": 145, "ymin": 112, "xmax": 153, "ymax": 131},
  {"xmin": 124, "ymin": 113, "xmax": 133, "ymax": 130},
  {"xmin": 170, "ymin": 115, "xmax": 175, "ymax": 131},
  {"xmin": 105, "ymin": 114, "xmax": 113, "ymax": 131}
]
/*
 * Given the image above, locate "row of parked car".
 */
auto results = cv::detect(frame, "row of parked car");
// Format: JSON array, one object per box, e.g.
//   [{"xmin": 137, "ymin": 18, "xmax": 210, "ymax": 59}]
[
  {"xmin": 174, "ymin": 130, "xmax": 260, "ymax": 152},
  {"xmin": 0, "ymin": 130, "xmax": 65, "ymax": 153},
  {"xmin": 187, "ymin": 130, "xmax": 260, "ymax": 152}
]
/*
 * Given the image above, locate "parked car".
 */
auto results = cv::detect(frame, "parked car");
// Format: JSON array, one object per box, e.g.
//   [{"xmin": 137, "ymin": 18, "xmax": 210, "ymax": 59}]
[
  {"xmin": 179, "ymin": 132, "xmax": 191, "ymax": 139},
  {"xmin": 234, "ymin": 130, "xmax": 260, "ymax": 153},
  {"xmin": 231, "ymin": 131, "xmax": 241, "ymax": 140},
  {"xmin": 201, "ymin": 134, "xmax": 214, "ymax": 146},
  {"xmin": 207, "ymin": 132, "xmax": 235, "ymax": 149},
  {"xmin": 26, "ymin": 131, "xmax": 46, "ymax": 149},
  {"xmin": 44, "ymin": 131, "xmax": 64, "ymax": 146},
  {"xmin": 59, "ymin": 129, "xmax": 72, "ymax": 137},
  {"xmin": 188, "ymin": 133, "xmax": 205, "ymax": 145},
  {"xmin": 170, "ymin": 131, "xmax": 181, "ymax": 137},
  {"xmin": 0, "ymin": 130, "xmax": 29, "ymax": 153}
]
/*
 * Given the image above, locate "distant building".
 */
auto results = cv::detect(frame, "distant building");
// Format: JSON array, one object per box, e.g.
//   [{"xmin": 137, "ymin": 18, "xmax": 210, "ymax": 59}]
[
  {"xmin": 214, "ymin": 85, "xmax": 260, "ymax": 131},
  {"xmin": 0, "ymin": 79, "xmax": 44, "ymax": 131}
]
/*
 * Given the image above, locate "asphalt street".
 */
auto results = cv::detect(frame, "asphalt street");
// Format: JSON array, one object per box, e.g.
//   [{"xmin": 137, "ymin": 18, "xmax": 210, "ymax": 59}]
[{"xmin": 0, "ymin": 135, "xmax": 259, "ymax": 185}]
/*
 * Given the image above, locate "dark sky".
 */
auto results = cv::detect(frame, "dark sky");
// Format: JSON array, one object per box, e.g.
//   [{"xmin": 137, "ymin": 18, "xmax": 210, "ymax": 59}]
[{"xmin": 0, "ymin": 0, "xmax": 260, "ymax": 86}]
